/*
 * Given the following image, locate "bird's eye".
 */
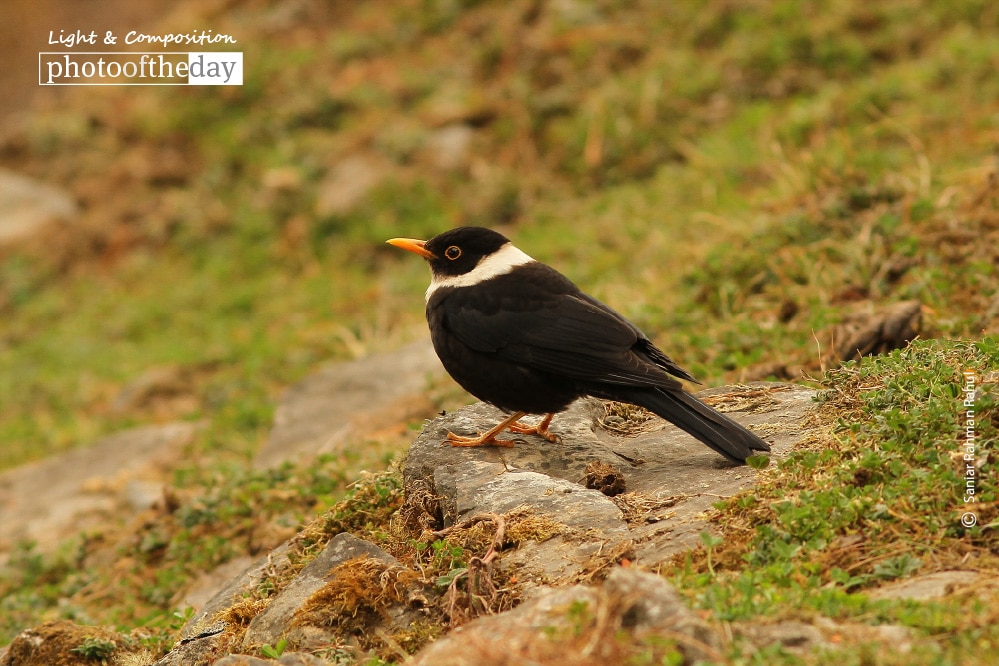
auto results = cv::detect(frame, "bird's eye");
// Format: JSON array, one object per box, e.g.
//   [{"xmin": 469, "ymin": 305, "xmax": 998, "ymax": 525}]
[{"xmin": 444, "ymin": 246, "xmax": 462, "ymax": 260}]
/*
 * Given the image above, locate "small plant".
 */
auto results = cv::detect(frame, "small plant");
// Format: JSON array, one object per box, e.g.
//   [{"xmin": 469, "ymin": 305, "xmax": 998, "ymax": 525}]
[
  {"xmin": 872, "ymin": 554, "xmax": 923, "ymax": 581},
  {"xmin": 699, "ymin": 531, "xmax": 724, "ymax": 575},
  {"xmin": 414, "ymin": 538, "xmax": 466, "ymax": 585},
  {"xmin": 260, "ymin": 638, "xmax": 287, "ymax": 658},
  {"xmin": 171, "ymin": 606, "xmax": 196, "ymax": 630},
  {"xmin": 431, "ymin": 540, "xmax": 465, "ymax": 567},
  {"xmin": 71, "ymin": 636, "xmax": 116, "ymax": 661}
]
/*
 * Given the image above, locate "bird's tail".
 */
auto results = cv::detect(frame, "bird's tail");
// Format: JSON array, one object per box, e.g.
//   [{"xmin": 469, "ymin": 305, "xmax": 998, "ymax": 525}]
[{"xmin": 613, "ymin": 386, "xmax": 771, "ymax": 463}]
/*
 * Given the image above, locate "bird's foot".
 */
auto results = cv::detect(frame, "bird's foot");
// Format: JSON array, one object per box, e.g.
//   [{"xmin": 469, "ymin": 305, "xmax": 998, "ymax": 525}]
[
  {"xmin": 507, "ymin": 413, "xmax": 560, "ymax": 443},
  {"xmin": 446, "ymin": 430, "xmax": 516, "ymax": 447},
  {"xmin": 445, "ymin": 411, "xmax": 528, "ymax": 448},
  {"xmin": 444, "ymin": 412, "xmax": 560, "ymax": 447}
]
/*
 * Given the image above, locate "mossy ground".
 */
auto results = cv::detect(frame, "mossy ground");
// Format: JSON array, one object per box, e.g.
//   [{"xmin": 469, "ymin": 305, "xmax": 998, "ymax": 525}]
[
  {"xmin": 677, "ymin": 338, "xmax": 997, "ymax": 664},
  {"xmin": 1, "ymin": 0, "xmax": 996, "ymax": 663}
]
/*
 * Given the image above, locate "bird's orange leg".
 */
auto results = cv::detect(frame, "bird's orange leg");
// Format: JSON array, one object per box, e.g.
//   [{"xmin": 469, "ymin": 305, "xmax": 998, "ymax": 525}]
[
  {"xmin": 447, "ymin": 411, "xmax": 527, "ymax": 447},
  {"xmin": 507, "ymin": 412, "xmax": 559, "ymax": 443}
]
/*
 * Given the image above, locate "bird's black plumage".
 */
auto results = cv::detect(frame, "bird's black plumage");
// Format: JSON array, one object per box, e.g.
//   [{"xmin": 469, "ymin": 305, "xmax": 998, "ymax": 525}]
[{"xmin": 388, "ymin": 226, "xmax": 770, "ymax": 464}]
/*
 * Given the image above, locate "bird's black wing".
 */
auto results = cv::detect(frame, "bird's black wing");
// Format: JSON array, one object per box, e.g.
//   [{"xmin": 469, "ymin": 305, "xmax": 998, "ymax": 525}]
[
  {"xmin": 574, "ymin": 292, "xmax": 699, "ymax": 383},
  {"xmin": 434, "ymin": 265, "xmax": 770, "ymax": 462},
  {"xmin": 437, "ymin": 266, "xmax": 696, "ymax": 386}
]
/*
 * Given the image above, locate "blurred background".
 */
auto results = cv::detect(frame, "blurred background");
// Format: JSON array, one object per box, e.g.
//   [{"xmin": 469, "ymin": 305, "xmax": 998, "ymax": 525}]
[
  {"xmin": 4, "ymin": 0, "xmax": 996, "ymax": 467},
  {"xmin": 0, "ymin": 0, "xmax": 996, "ymax": 645},
  {"xmin": 1, "ymin": 0, "xmax": 165, "ymax": 120}
]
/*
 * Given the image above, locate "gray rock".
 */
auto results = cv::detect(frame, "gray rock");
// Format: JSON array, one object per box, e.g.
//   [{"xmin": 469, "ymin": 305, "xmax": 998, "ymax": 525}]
[
  {"xmin": 151, "ymin": 381, "xmax": 816, "ymax": 665},
  {"xmin": 256, "ymin": 340, "xmax": 445, "ymax": 468},
  {"xmin": 211, "ymin": 656, "xmax": 275, "ymax": 666},
  {"xmin": 241, "ymin": 533, "xmax": 400, "ymax": 650},
  {"xmin": 0, "ymin": 421, "xmax": 200, "ymax": 556},
  {"xmin": 153, "ymin": 541, "xmax": 292, "ymax": 666},
  {"xmin": 737, "ymin": 621, "xmax": 829, "ymax": 653},
  {"xmin": 151, "ymin": 632, "xmax": 225, "ymax": 666},
  {"xmin": 213, "ymin": 653, "xmax": 328, "ymax": 666},
  {"xmin": 314, "ymin": 155, "xmax": 385, "ymax": 217},
  {"xmin": 812, "ymin": 617, "xmax": 917, "ymax": 654},
  {"xmin": 738, "ymin": 618, "xmax": 921, "ymax": 657},
  {"xmin": 124, "ymin": 478, "xmax": 167, "ymax": 512},
  {"xmin": 431, "ymin": 459, "xmax": 633, "ymax": 584},
  {"xmin": 602, "ymin": 566, "xmax": 721, "ymax": 658},
  {"xmin": 404, "ymin": 383, "xmax": 817, "ymax": 567},
  {"xmin": 408, "ymin": 568, "xmax": 723, "ymax": 665},
  {"xmin": 865, "ymin": 625, "xmax": 916, "ymax": 654},
  {"xmin": 181, "ymin": 542, "xmax": 295, "ymax": 638},
  {"xmin": 437, "ymin": 461, "xmax": 628, "ymax": 536},
  {"xmin": 424, "ymin": 124, "xmax": 474, "ymax": 170},
  {"xmin": 181, "ymin": 555, "xmax": 258, "ymax": 614},
  {"xmin": 868, "ymin": 570, "xmax": 981, "ymax": 601},
  {"xmin": 0, "ymin": 168, "xmax": 78, "ymax": 247},
  {"xmin": 154, "ymin": 544, "xmax": 298, "ymax": 666}
]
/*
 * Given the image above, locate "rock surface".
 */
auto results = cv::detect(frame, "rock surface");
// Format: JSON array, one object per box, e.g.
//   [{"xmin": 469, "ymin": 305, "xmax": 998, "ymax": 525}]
[
  {"xmin": 256, "ymin": 340, "xmax": 445, "ymax": 468},
  {"xmin": 200, "ymin": 383, "xmax": 816, "ymax": 663},
  {"xmin": 424, "ymin": 124, "xmax": 475, "ymax": 171},
  {"xmin": 0, "ymin": 168, "xmax": 79, "ymax": 247},
  {"xmin": 407, "ymin": 568, "xmax": 724, "ymax": 666},
  {"xmin": 240, "ymin": 533, "xmax": 413, "ymax": 651},
  {"xmin": 314, "ymin": 156, "xmax": 386, "ymax": 218},
  {"xmin": 0, "ymin": 421, "xmax": 200, "ymax": 556},
  {"xmin": 0, "ymin": 620, "xmax": 152, "ymax": 666},
  {"xmin": 0, "ymin": 340, "xmax": 442, "ymax": 561},
  {"xmin": 213, "ymin": 654, "xmax": 329, "ymax": 666},
  {"xmin": 868, "ymin": 570, "xmax": 983, "ymax": 601},
  {"xmin": 2, "ymin": 366, "xmax": 965, "ymax": 666},
  {"xmin": 136, "ymin": 381, "xmax": 818, "ymax": 666},
  {"xmin": 12, "ymin": 348, "xmax": 959, "ymax": 666},
  {"xmin": 404, "ymin": 384, "xmax": 814, "ymax": 564}
]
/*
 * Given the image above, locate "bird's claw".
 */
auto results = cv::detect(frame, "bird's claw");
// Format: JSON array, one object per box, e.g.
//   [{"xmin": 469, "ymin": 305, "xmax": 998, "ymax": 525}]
[
  {"xmin": 445, "ymin": 431, "xmax": 516, "ymax": 447},
  {"xmin": 507, "ymin": 421, "xmax": 560, "ymax": 443}
]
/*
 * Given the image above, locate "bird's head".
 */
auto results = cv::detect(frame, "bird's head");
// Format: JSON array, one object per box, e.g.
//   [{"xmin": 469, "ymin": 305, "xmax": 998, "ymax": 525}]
[
  {"xmin": 387, "ymin": 227, "xmax": 510, "ymax": 277},
  {"xmin": 387, "ymin": 227, "xmax": 534, "ymax": 297}
]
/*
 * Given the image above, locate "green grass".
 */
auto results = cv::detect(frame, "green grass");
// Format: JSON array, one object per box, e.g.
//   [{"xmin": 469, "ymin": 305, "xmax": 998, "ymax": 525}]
[
  {"xmin": 675, "ymin": 337, "xmax": 998, "ymax": 663},
  {"xmin": 1, "ymin": 0, "xmax": 998, "ymax": 659},
  {"xmin": 0, "ymin": 452, "xmax": 363, "ymax": 645}
]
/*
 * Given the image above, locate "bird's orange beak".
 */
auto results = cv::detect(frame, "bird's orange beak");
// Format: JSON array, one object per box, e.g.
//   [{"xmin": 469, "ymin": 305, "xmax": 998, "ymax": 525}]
[{"xmin": 386, "ymin": 237, "xmax": 436, "ymax": 260}]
